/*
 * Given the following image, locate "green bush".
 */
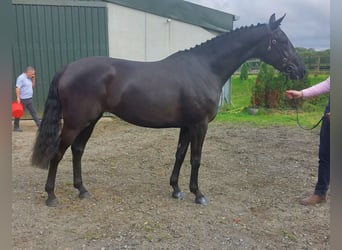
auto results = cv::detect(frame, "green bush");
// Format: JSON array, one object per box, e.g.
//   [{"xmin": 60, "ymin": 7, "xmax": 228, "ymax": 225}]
[{"xmin": 250, "ymin": 63, "xmax": 314, "ymax": 109}]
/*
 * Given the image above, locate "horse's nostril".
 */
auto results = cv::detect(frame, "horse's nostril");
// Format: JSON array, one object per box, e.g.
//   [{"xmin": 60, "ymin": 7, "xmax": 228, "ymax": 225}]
[{"xmin": 286, "ymin": 65, "xmax": 294, "ymax": 73}]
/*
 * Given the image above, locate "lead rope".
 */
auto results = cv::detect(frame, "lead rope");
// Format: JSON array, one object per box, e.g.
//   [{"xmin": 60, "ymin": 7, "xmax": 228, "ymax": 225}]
[
  {"xmin": 283, "ymin": 76, "xmax": 323, "ymax": 131},
  {"xmin": 294, "ymin": 100, "xmax": 323, "ymax": 130}
]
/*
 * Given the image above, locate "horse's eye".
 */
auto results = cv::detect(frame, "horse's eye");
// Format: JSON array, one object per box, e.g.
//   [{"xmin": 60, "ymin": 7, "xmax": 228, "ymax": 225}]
[
  {"xmin": 283, "ymin": 58, "xmax": 288, "ymax": 63},
  {"xmin": 272, "ymin": 39, "xmax": 277, "ymax": 45}
]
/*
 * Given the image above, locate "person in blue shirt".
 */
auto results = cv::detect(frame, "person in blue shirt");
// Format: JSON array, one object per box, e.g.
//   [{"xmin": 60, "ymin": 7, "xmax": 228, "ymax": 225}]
[{"xmin": 13, "ymin": 66, "xmax": 41, "ymax": 132}]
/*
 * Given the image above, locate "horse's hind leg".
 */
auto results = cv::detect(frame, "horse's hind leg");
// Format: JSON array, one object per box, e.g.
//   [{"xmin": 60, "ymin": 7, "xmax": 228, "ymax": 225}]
[
  {"xmin": 170, "ymin": 127, "xmax": 190, "ymax": 200},
  {"xmin": 45, "ymin": 125, "xmax": 87, "ymax": 206},
  {"xmin": 71, "ymin": 116, "xmax": 101, "ymax": 199},
  {"xmin": 45, "ymin": 140, "xmax": 70, "ymax": 206}
]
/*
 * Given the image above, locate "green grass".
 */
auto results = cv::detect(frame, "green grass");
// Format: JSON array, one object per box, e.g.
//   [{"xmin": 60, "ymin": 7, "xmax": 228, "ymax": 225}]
[
  {"xmin": 215, "ymin": 108, "xmax": 324, "ymax": 128},
  {"xmin": 214, "ymin": 74, "xmax": 328, "ymax": 128}
]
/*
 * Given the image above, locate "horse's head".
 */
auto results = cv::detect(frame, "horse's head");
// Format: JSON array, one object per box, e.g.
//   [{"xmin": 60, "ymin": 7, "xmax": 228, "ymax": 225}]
[{"xmin": 257, "ymin": 14, "xmax": 306, "ymax": 80}]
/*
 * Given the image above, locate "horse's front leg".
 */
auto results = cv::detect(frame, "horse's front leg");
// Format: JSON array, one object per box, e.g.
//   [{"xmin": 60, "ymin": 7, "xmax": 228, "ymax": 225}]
[
  {"xmin": 189, "ymin": 122, "xmax": 208, "ymax": 205},
  {"xmin": 170, "ymin": 127, "xmax": 190, "ymax": 200}
]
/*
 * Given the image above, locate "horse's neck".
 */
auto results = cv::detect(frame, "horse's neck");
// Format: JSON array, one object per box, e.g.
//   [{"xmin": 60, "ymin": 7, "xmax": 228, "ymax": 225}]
[{"xmin": 191, "ymin": 24, "xmax": 270, "ymax": 84}]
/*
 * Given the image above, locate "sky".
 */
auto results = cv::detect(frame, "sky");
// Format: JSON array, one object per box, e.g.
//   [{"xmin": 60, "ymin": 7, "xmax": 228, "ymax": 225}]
[{"xmin": 186, "ymin": 0, "xmax": 330, "ymax": 51}]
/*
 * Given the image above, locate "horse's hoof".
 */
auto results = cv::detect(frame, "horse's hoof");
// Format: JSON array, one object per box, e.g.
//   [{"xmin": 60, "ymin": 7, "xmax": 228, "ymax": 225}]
[
  {"xmin": 79, "ymin": 191, "xmax": 91, "ymax": 199},
  {"xmin": 46, "ymin": 198, "xmax": 58, "ymax": 207},
  {"xmin": 172, "ymin": 191, "xmax": 185, "ymax": 200},
  {"xmin": 195, "ymin": 196, "xmax": 208, "ymax": 205}
]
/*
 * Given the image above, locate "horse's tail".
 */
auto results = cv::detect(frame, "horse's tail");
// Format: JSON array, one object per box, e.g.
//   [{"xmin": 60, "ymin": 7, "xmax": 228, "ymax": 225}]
[{"xmin": 31, "ymin": 68, "xmax": 65, "ymax": 169}]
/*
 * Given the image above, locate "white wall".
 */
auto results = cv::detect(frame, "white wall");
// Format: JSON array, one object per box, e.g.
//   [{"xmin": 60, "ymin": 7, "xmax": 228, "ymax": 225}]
[
  {"xmin": 106, "ymin": 3, "xmax": 230, "ymax": 106},
  {"xmin": 107, "ymin": 3, "xmax": 218, "ymax": 61}
]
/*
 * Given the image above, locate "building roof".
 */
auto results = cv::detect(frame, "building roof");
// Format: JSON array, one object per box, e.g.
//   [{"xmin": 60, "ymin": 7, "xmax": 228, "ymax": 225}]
[
  {"xmin": 105, "ymin": 0, "xmax": 234, "ymax": 32},
  {"xmin": 12, "ymin": 0, "xmax": 235, "ymax": 32}
]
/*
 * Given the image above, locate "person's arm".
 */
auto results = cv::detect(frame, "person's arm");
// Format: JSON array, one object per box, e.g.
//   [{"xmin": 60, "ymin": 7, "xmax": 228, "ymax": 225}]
[
  {"xmin": 286, "ymin": 76, "xmax": 330, "ymax": 99},
  {"xmin": 31, "ymin": 74, "xmax": 36, "ymax": 87},
  {"xmin": 301, "ymin": 77, "xmax": 330, "ymax": 99},
  {"xmin": 16, "ymin": 87, "xmax": 21, "ymax": 103},
  {"xmin": 15, "ymin": 75, "xmax": 22, "ymax": 103}
]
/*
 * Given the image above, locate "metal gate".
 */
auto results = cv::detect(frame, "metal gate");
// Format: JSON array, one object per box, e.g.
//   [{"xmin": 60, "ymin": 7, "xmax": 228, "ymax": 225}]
[{"xmin": 12, "ymin": 0, "xmax": 109, "ymax": 113}]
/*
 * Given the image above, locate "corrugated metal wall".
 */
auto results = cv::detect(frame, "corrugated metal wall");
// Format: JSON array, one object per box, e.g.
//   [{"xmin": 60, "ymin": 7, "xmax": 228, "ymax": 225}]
[{"xmin": 12, "ymin": 1, "xmax": 109, "ymax": 114}]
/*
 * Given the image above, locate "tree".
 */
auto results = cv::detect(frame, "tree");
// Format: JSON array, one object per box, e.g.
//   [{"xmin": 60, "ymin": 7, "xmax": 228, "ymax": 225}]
[
  {"xmin": 250, "ymin": 63, "xmax": 274, "ymax": 107},
  {"xmin": 240, "ymin": 63, "xmax": 249, "ymax": 80}
]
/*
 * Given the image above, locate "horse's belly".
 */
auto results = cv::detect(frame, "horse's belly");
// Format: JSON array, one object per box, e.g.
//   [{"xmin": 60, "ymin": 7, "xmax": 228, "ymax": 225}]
[{"xmin": 112, "ymin": 101, "xmax": 181, "ymax": 128}]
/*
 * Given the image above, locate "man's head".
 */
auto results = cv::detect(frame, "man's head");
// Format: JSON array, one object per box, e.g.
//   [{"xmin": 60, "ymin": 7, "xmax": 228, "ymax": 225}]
[{"xmin": 25, "ymin": 66, "xmax": 35, "ymax": 79}]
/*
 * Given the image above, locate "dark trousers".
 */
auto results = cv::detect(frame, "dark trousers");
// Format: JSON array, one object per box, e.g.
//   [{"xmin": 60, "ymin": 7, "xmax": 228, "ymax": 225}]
[
  {"xmin": 13, "ymin": 98, "xmax": 41, "ymax": 128},
  {"xmin": 314, "ymin": 113, "xmax": 330, "ymax": 196}
]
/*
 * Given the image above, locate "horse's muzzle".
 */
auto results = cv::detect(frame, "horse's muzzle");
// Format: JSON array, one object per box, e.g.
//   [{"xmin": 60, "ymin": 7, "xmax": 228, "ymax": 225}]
[{"xmin": 287, "ymin": 63, "xmax": 306, "ymax": 80}]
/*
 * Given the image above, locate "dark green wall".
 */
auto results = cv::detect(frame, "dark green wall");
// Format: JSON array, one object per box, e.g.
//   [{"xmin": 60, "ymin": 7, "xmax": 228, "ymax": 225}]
[{"xmin": 12, "ymin": 1, "xmax": 109, "ymax": 114}]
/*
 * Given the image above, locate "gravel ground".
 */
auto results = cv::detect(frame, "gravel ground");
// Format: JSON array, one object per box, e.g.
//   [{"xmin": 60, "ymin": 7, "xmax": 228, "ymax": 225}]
[{"xmin": 12, "ymin": 118, "xmax": 329, "ymax": 249}]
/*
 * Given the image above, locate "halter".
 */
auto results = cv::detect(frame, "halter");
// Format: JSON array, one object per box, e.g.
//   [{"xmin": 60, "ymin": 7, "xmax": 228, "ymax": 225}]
[
  {"xmin": 267, "ymin": 38, "xmax": 322, "ymax": 131},
  {"xmin": 267, "ymin": 34, "xmax": 295, "ymax": 74}
]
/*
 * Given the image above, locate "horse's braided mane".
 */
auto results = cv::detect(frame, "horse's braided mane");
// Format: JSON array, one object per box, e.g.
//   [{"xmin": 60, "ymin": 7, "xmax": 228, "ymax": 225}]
[{"xmin": 178, "ymin": 22, "xmax": 265, "ymax": 53}]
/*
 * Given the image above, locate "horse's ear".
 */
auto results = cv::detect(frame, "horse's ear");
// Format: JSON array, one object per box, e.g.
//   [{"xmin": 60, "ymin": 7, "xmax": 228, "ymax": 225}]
[{"xmin": 269, "ymin": 13, "xmax": 286, "ymax": 30}]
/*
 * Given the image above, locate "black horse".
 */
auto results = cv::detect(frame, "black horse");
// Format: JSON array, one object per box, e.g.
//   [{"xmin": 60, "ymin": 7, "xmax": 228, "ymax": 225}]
[{"xmin": 32, "ymin": 14, "xmax": 305, "ymax": 206}]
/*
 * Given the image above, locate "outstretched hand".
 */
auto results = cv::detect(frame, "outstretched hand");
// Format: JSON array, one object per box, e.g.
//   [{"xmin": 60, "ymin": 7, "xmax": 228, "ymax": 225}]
[{"xmin": 285, "ymin": 90, "xmax": 303, "ymax": 99}]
